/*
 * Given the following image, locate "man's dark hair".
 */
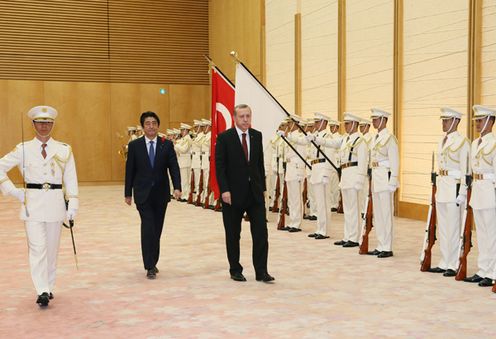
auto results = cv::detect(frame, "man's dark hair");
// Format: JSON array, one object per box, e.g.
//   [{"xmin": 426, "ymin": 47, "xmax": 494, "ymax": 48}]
[{"xmin": 140, "ymin": 111, "xmax": 160, "ymax": 127}]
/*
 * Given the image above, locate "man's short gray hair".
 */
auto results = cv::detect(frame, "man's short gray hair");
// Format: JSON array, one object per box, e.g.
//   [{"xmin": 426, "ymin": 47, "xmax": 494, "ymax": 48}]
[{"xmin": 234, "ymin": 104, "xmax": 252, "ymax": 115}]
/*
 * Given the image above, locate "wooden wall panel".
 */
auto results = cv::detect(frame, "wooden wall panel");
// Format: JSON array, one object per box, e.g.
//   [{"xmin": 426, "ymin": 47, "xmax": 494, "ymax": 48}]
[
  {"xmin": 169, "ymin": 85, "xmax": 210, "ymax": 127},
  {"xmin": 209, "ymin": 0, "xmax": 263, "ymax": 82}
]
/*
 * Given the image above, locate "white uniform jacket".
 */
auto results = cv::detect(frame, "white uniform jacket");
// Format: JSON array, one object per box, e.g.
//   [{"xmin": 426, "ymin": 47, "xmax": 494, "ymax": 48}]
[
  {"xmin": 200, "ymin": 131, "xmax": 211, "ymax": 170},
  {"xmin": 436, "ymin": 131, "xmax": 470, "ymax": 203},
  {"xmin": 0, "ymin": 137, "xmax": 79, "ymax": 222},
  {"xmin": 470, "ymin": 133, "xmax": 496, "ymax": 210},
  {"xmin": 370, "ymin": 129, "xmax": 399, "ymax": 193},
  {"xmin": 191, "ymin": 132, "xmax": 204, "ymax": 169},
  {"xmin": 285, "ymin": 131, "xmax": 307, "ymax": 182},
  {"xmin": 174, "ymin": 134, "xmax": 192, "ymax": 168}
]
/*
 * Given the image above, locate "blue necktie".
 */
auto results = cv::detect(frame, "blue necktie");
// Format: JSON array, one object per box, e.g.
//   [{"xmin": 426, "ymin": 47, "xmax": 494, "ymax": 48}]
[{"xmin": 149, "ymin": 141, "xmax": 155, "ymax": 168}]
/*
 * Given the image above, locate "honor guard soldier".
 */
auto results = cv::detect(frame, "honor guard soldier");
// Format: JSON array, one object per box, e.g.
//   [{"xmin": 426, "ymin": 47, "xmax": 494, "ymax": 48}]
[
  {"xmin": 365, "ymin": 108, "xmax": 399, "ymax": 258},
  {"xmin": 174, "ymin": 123, "xmax": 193, "ymax": 202},
  {"xmin": 318, "ymin": 113, "xmax": 367, "ymax": 247},
  {"xmin": 358, "ymin": 118, "xmax": 373, "ymax": 217},
  {"xmin": 190, "ymin": 119, "xmax": 204, "ymax": 203},
  {"xmin": 277, "ymin": 115, "xmax": 307, "ymax": 232},
  {"xmin": 0, "ymin": 106, "xmax": 79, "ymax": 307},
  {"xmin": 274, "ymin": 118, "xmax": 290, "ymax": 212},
  {"xmin": 426, "ymin": 108, "xmax": 470, "ymax": 276},
  {"xmin": 305, "ymin": 113, "xmax": 337, "ymax": 239},
  {"xmin": 303, "ymin": 119, "xmax": 318, "ymax": 221},
  {"xmin": 200, "ymin": 119, "xmax": 213, "ymax": 205},
  {"xmin": 464, "ymin": 105, "xmax": 496, "ymax": 287},
  {"xmin": 135, "ymin": 125, "xmax": 144, "ymax": 138},
  {"xmin": 268, "ymin": 121, "xmax": 285, "ymax": 211},
  {"xmin": 327, "ymin": 119, "xmax": 342, "ymax": 212}
]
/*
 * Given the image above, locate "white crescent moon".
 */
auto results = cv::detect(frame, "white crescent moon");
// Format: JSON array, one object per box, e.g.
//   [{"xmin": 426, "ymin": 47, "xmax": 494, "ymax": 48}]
[{"xmin": 216, "ymin": 102, "xmax": 232, "ymax": 129}]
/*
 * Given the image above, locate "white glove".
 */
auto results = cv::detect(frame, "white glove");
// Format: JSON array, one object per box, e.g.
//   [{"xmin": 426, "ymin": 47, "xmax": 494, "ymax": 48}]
[
  {"xmin": 305, "ymin": 134, "xmax": 315, "ymax": 142},
  {"xmin": 66, "ymin": 208, "xmax": 77, "ymax": 221},
  {"xmin": 276, "ymin": 130, "xmax": 285, "ymax": 137},
  {"xmin": 354, "ymin": 183, "xmax": 362, "ymax": 191},
  {"xmin": 315, "ymin": 136, "xmax": 325, "ymax": 146},
  {"xmin": 10, "ymin": 188, "xmax": 25, "ymax": 203},
  {"xmin": 455, "ymin": 194, "xmax": 466, "ymax": 205},
  {"xmin": 388, "ymin": 185, "xmax": 397, "ymax": 192}
]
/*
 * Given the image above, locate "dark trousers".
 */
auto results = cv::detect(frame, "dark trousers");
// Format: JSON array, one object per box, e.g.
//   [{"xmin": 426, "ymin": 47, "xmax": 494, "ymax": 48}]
[
  {"xmin": 221, "ymin": 192, "xmax": 269, "ymax": 276},
  {"xmin": 136, "ymin": 189, "xmax": 168, "ymax": 270}
]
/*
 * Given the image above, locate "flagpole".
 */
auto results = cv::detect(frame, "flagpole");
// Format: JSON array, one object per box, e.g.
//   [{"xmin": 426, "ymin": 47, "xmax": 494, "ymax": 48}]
[
  {"xmin": 230, "ymin": 51, "xmax": 340, "ymax": 174},
  {"xmin": 204, "ymin": 55, "xmax": 235, "ymax": 88}
]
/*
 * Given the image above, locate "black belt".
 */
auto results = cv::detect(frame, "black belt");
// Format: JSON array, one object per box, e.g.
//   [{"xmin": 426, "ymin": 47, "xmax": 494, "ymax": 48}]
[
  {"xmin": 26, "ymin": 183, "xmax": 62, "ymax": 190},
  {"xmin": 341, "ymin": 161, "xmax": 358, "ymax": 169}
]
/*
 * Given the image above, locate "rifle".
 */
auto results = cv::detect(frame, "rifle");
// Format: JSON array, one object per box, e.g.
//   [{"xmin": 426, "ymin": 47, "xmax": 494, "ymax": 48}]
[
  {"xmin": 203, "ymin": 172, "xmax": 211, "ymax": 209},
  {"xmin": 195, "ymin": 169, "xmax": 204, "ymax": 206},
  {"xmin": 187, "ymin": 169, "xmax": 195, "ymax": 204},
  {"xmin": 272, "ymin": 172, "xmax": 281, "ymax": 212},
  {"xmin": 277, "ymin": 181, "xmax": 288, "ymax": 230},
  {"xmin": 455, "ymin": 161, "xmax": 473, "ymax": 281},
  {"xmin": 337, "ymin": 192, "xmax": 344, "ymax": 214},
  {"xmin": 359, "ymin": 168, "xmax": 373, "ymax": 254},
  {"xmin": 214, "ymin": 199, "xmax": 222, "ymax": 212},
  {"xmin": 302, "ymin": 177, "xmax": 308, "ymax": 217},
  {"xmin": 420, "ymin": 152, "xmax": 437, "ymax": 272}
]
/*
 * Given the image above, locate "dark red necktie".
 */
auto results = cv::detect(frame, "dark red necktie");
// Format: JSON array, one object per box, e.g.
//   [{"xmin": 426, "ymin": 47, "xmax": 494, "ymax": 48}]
[
  {"xmin": 41, "ymin": 144, "xmax": 47, "ymax": 159},
  {"xmin": 242, "ymin": 133, "xmax": 248, "ymax": 162}
]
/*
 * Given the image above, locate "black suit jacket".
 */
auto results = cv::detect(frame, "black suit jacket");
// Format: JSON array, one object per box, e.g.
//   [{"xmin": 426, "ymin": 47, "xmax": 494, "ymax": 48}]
[
  {"xmin": 125, "ymin": 136, "xmax": 181, "ymax": 205},
  {"xmin": 215, "ymin": 127, "xmax": 266, "ymax": 208}
]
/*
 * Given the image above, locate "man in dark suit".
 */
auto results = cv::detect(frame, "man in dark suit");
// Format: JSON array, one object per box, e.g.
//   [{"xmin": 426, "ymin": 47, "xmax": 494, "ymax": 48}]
[
  {"xmin": 215, "ymin": 104, "xmax": 274, "ymax": 283},
  {"xmin": 125, "ymin": 111, "xmax": 181, "ymax": 279}
]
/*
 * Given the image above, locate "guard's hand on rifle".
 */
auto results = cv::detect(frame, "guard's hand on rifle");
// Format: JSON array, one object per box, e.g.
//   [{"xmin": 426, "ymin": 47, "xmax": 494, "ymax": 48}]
[
  {"xmin": 10, "ymin": 188, "xmax": 25, "ymax": 203},
  {"xmin": 305, "ymin": 134, "xmax": 315, "ymax": 143},
  {"xmin": 276, "ymin": 130, "xmax": 285, "ymax": 137},
  {"xmin": 455, "ymin": 194, "xmax": 466, "ymax": 205},
  {"xmin": 221, "ymin": 191, "xmax": 231, "ymax": 205},
  {"xmin": 66, "ymin": 208, "xmax": 77, "ymax": 221},
  {"xmin": 315, "ymin": 136, "xmax": 325, "ymax": 145}
]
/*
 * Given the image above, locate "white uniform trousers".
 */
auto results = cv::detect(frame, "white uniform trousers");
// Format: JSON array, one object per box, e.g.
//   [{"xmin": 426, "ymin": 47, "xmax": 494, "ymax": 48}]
[
  {"xmin": 358, "ymin": 179, "xmax": 369, "ymax": 216},
  {"xmin": 25, "ymin": 221, "xmax": 62, "ymax": 295},
  {"xmin": 193, "ymin": 168, "xmax": 202, "ymax": 200},
  {"xmin": 268, "ymin": 171, "xmax": 277, "ymax": 207},
  {"xmin": 313, "ymin": 182, "xmax": 331, "ymax": 236},
  {"xmin": 180, "ymin": 167, "xmax": 191, "ymax": 200},
  {"xmin": 329, "ymin": 170, "xmax": 340, "ymax": 209},
  {"xmin": 275, "ymin": 173, "xmax": 285, "ymax": 210},
  {"xmin": 287, "ymin": 180, "xmax": 303, "ymax": 229},
  {"xmin": 307, "ymin": 180, "xmax": 317, "ymax": 217},
  {"xmin": 372, "ymin": 191, "xmax": 394, "ymax": 251},
  {"xmin": 473, "ymin": 208, "xmax": 496, "ymax": 280},
  {"xmin": 436, "ymin": 202, "xmax": 462, "ymax": 270},
  {"xmin": 202, "ymin": 168, "xmax": 211, "ymax": 202},
  {"xmin": 342, "ymin": 188, "xmax": 361, "ymax": 242}
]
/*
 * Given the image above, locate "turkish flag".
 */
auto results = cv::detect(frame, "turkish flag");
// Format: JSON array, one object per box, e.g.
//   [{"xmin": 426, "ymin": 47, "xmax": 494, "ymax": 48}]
[{"xmin": 210, "ymin": 66, "xmax": 235, "ymax": 200}]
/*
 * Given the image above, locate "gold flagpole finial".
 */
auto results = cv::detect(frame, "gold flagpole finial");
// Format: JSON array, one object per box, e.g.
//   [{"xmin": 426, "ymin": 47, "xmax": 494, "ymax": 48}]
[{"xmin": 230, "ymin": 50, "xmax": 240, "ymax": 63}]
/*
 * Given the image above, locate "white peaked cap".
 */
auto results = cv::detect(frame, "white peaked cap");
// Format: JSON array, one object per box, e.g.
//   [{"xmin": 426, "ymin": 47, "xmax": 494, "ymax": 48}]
[
  {"xmin": 28, "ymin": 105, "xmax": 58, "ymax": 121},
  {"xmin": 173, "ymin": 128, "xmax": 181, "ymax": 134},
  {"xmin": 328, "ymin": 119, "xmax": 340, "ymax": 126},
  {"xmin": 180, "ymin": 123, "xmax": 192, "ymax": 129},
  {"xmin": 305, "ymin": 118, "xmax": 315, "ymax": 125},
  {"xmin": 472, "ymin": 105, "xmax": 496, "ymax": 120},
  {"xmin": 127, "ymin": 126, "xmax": 137, "ymax": 131},
  {"xmin": 166, "ymin": 129, "xmax": 173, "ymax": 134},
  {"xmin": 314, "ymin": 112, "xmax": 332, "ymax": 121},
  {"xmin": 136, "ymin": 125, "xmax": 143, "ymax": 130},
  {"xmin": 193, "ymin": 119, "xmax": 202, "ymax": 126},
  {"xmin": 201, "ymin": 119, "xmax": 211, "ymax": 126},
  {"xmin": 370, "ymin": 108, "xmax": 391, "ymax": 118},
  {"xmin": 440, "ymin": 107, "xmax": 463, "ymax": 120},
  {"xmin": 343, "ymin": 112, "xmax": 361, "ymax": 122},
  {"xmin": 359, "ymin": 117, "xmax": 372, "ymax": 125},
  {"xmin": 289, "ymin": 114, "xmax": 301, "ymax": 122}
]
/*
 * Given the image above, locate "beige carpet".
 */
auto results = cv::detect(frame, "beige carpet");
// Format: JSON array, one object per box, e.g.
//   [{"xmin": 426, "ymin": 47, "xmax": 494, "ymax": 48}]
[{"xmin": 0, "ymin": 185, "xmax": 494, "ymax": 338}]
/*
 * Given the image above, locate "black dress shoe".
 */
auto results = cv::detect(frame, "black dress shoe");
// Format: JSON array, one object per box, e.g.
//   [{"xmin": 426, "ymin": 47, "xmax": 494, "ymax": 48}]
[
  {"xmin": 464, "ymin": 274, "xmax": 483, "ymax": 283},
  {"xmin": 146, "ymin": 269, "xmax": 156, "ymax": 279},
  {"xmin": 443, "ymin": 269, "xmax": 457, "ymax": 277},
  {"xmin": 308, "ymin": 233, "xmax": 317, "ymax": 238},
  {"xmin": 230, "ymin": 272, "xmax": 247, "ymax": 282},
  {"xmin": 308, "ymin": 216, "xmax": 317, "ymax": 221},
  {"xmin": 256, "ymin": 273, "xmax": 275, "ymax": 283},
  {"xmin": 278, "ymin": 226, "xmax": 291, "ymax": 231},
  {"xmin": 288, "ymin": 227, "xmax": 302, "ymax": 233},
  {"xmin": 367, "ymin": 249, "xmax": 381, "ymax": 255},
  {"xmin": 427, "ymin": 267, "xmax": 446, "ymax": 273},
  {"xmin": 36, "ymin": 292, "xmax": 50, "ymax": 307},
  {"xmin": 49, "ymin": 292, "xmax": 54, "ymax": 300},
  {"xmin": 331, "ymin": 208, "xmax": 338, "ymax": 212},
  {"xmin": 153, "ymin": 267, "xmax": 159, "ymax": 274},
  {"xmin": 334, "ymin": 240, "xmax": 346, "ymax": 246},
  {"xmin": 377, "ymin": 251, "xmax": 393, "ymax": 258},
  {"xmin": 303, "ymin": 215, "xmax": 309, "ymax": 220},
  {"xmin": 478, "ymin": 277, "xmax": 495, "ymax": 287},
  {"xmin": 314, "ymin": 234, "xmax": 330, "ymax": 240},
  {"xmin": 343, "ymin": 241, "xmax": 359, "ymax": 248}
]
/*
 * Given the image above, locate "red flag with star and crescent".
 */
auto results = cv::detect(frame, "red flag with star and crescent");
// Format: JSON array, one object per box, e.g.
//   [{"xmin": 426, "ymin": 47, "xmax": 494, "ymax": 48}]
[{"xmin": 209, "ymin": 66, "xmax": 235, "ymax": 200}]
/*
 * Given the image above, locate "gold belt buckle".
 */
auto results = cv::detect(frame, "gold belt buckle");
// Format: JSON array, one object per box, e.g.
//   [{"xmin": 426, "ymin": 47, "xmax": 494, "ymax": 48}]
[
  {"xmin": 371, "ymin": 161, "xmax": 379, "ymax": 168},
  {"xmin": 42, "ymin": 183, "xmax": 50, "ymax": 190},
  {"xmin": 473, "ymin": 173, "xmax": 483, "ymax": 180}
]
